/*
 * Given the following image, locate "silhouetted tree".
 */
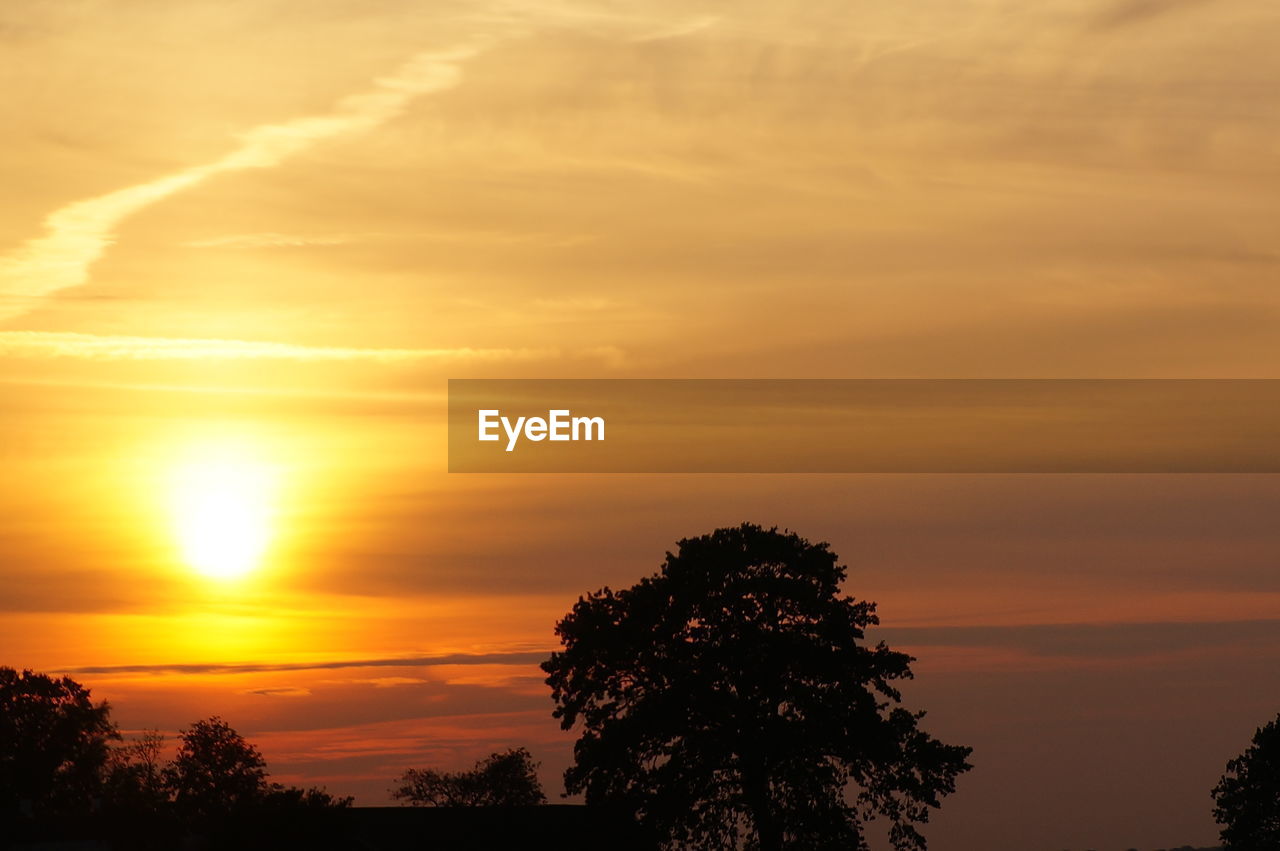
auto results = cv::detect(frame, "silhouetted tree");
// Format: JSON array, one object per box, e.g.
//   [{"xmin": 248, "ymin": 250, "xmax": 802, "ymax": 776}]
[
  {"xmin": 393, "ymin": 747, "xmax": 547, "ymax": 806},
  {"xmin": 0, "ymin": 666, "xmax": 118, "ymax": 816},
  {"xmin": 1213, "ymin": 712, "xmax": 1280, "ymax": 849},
  {"xmin": 543, "ymin": 523, "xmax": 972, "ymax": 851},
  {"xmin": 103, "ymin": 729, "xmax": 169, "ymax": 816},
  {"xmin": 164, "ymin": 716, "xmax": 270, "ymax": 820}
]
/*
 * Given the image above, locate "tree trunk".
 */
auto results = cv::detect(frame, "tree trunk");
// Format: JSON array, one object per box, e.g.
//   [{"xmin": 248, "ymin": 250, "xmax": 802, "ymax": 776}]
[{"xmin": 745, "ymin": 768, "xmax": 781, "ymax": 851}]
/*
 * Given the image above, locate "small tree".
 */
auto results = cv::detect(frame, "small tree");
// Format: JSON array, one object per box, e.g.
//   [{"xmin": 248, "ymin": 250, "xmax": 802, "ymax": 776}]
[
  {"xmin": 164, "ymin": 717, "xmax": 270, "ymax": 820},
  {"xmin": 1213, "ymin": 713, "xmax": 1280, "ymax": 849},
  {"xmin": 0, "ymin": 667, "xmax": 118, "ymax": 816},
  {"xmin": 393, "ymin": 747, "xmax": 547, "ymax": 806},
  {"xmin": 543, "ymin": 524, "xmax": 972, "ymax": 851},
  {"xmin": 103, "ymin": 729, "xmax": 169, "ymax": 815}
]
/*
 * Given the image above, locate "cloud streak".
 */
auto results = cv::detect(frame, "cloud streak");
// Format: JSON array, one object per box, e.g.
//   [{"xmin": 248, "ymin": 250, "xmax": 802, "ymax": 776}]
[
  {"xmin": 59, "ymin": 650, "xmax": 549, "ymax": 677},
  {"xmin": 0, "ymin": 330, "xmax": 624, "ymax": 365},
  {"xmin": 0, "ymin": 45, "xmax": 480, "ymax": 322},
  {"xmin": 1088, "ymin": 0, "xmax": 1211, "ymax": 31},
  {"xmin": 181, "ymin": 232, "xmax": 373, "ymax": 249},
  {"xmin": 879, "ymin": 618, "xmax": 1280, "ymax": 659},
  {"xmin": 629, "ymin": 15, "xmax": 720, "ymax": 43},
  {"xmin": 181, "ymin": 229, "xmax": 594, "ymax": 250}
]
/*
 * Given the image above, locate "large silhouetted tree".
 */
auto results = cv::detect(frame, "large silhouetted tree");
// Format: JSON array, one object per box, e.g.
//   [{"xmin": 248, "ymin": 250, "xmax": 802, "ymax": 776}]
[
  {"xmin": 1213, "ymin": 713, "xmax": 1280, "ymax": 849},
  {"xmin": 542, "ymin": 523, "xmax": 972, "ymax": 851},
  {"xmin": 0, "ymin": 667, "xmax": 118, "ymax": 816},
  {"xmin": 393, "ymin": 747, "xmax": 547, "ymax": 806}
]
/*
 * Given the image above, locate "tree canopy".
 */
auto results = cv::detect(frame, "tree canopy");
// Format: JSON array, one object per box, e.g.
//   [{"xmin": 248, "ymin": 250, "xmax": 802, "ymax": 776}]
[
  {"xmin": 1213, "ymin": 712, "xmax": 1280, "ymax": 850},
  {"xmin": 0, "ymin": 666, "xmax": 118, "ymax": 816},
  {"xmin": 392, "ymin": 747, "xmax": 547, "ymax": 807},
  {"xmin": 165, "ymin": 716, "xmax": 272, "ymax": 820},
  {"xmin": 542, "ymin": 523, "xmax": 972, "ymax": 851}
]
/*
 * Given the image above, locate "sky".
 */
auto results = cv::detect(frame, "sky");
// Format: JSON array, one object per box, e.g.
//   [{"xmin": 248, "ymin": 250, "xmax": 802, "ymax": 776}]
[{"xmin": 3, "ymin": 1, "xmax": 1280, "ymax": 848}]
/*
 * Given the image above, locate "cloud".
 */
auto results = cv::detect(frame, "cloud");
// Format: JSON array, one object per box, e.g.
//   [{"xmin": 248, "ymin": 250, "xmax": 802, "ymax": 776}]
[
  {"xmin": 0, "ymin": 330, "xmax": 624, "ymax": 365},
  {"xmin": 347, "ymin": 677, "xmax": 433, "ymax": 688},
  {"xmin": 629, "ymin": 15, "xmax": 720, "ymax": 43},
  {"xmin": 181, "ymin": 230, "xmax": 594, "ymax": 250},
  {"xmin": 0, "ymin": 45, "xmax": 481, "ymax": 322},
  {"xmin": 181, "ymin": 233, "xmax": 372, "ymax": 249},
  {"xmin": 245, "ymin": 687, "xmax": 313, "ymax": 698},
  {"xmin": 1089, "ymin": 0, "xmax": 1211, "ymax": 31},
  {"xmin": 60, "ymin": 650, "xmax": 549, "ymax": 677},
  {"xmin": 879, "ymin": 618, "xmax": 1280, "ymax": 659}
]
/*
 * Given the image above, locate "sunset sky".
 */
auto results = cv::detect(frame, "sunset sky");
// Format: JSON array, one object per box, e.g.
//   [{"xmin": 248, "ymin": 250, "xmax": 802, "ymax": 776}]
[{"xmin": 3, "ymin": 1, "xmax": 1280, "ymax": 848}]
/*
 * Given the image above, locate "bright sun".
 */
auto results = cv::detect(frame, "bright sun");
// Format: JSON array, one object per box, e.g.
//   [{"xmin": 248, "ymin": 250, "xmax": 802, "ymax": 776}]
[{"xmin": 170, "ymin": 444, "xmax": 278, "ymax": 580}]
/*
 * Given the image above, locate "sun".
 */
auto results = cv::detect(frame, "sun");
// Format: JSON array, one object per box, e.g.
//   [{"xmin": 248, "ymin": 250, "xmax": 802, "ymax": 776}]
[{"xmin": 169, "ymin": 443, "xmax": 278, "ymax": 580}]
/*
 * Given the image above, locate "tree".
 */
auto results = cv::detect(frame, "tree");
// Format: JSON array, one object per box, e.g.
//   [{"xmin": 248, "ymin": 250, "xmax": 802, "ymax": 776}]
[
  {"xmin": 0, "ymin": 667, "xmax": 118, "ymax": 816},
  {"xmin": 103, "ymin": 729, "xmax": 169, "ymax": 816},
  {"xmin": 164, "ymin": 716, "xmax": 270, "ymax": 820},
  {"xmin": 1213, "ymin": 713, "xmax": 1280, "ymax": 849},
  {"xmin": 392, "ymin": 747, "xmax": 547, "ymax": 806},
  {"xmin": 542, "ymin": 523, "xmax": 972, "ymax": 851}
]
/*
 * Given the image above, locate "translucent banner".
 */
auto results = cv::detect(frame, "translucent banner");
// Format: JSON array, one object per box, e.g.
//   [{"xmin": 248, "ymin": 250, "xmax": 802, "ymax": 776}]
[{"xmin": 447, "ymin": 379, "xmax": 1280, "ymax": 473}]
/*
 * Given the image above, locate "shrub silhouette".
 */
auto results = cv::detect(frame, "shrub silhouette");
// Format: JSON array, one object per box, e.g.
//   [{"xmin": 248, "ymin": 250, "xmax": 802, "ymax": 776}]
[{"xmin": 393, "ymin": 747, "xmax": 547, "ymax": 806}]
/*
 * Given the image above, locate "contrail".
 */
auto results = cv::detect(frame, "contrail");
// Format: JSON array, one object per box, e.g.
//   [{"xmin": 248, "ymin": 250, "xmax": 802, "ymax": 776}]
[{"xmin": 0, "ymin": 44, "xmax": 481, "ymax": 322}]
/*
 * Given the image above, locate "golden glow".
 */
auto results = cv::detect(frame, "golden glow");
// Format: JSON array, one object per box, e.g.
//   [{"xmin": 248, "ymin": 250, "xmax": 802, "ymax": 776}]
[{"xmin": 169, "ymin": 442, "xmax": 278, "ymax": 580}]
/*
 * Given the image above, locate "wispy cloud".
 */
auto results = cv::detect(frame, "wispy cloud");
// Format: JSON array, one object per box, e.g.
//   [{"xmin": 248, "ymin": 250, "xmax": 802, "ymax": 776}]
[
  {"xmin": 0, "ymin": 45, "xmax": 481, "ymax": 322},
  {"xmin": 0, "ymin": 330, "xmax": 624, "ymax": 365},
  {"xmin": 60, "ymin": 650, "xmax": 549, "ymax": 677},
  {"xmin": 879, "ymin": 618, "xmax": 1280, "ymax": 659},
  {"xmin": 1088, "ymin": 0, "xmax": 1212, "ymax": 31},
  {"xmin": 181, "ymin": 232, "xmax": 374, "ymax": 249},
  {"xmin": 629, "ymin": 15, "xmax": 720, "ymax": 43},
  {"xmin": 181, "ymin": 229, "xmax": 594, "ymax": 250},
  {"xmin": 245, "ymin": 687, "xmax": 313, "ymax": 698},
  {"xmin": 338, "ymin": 677, "xmax": 433, "ymax": 689}
]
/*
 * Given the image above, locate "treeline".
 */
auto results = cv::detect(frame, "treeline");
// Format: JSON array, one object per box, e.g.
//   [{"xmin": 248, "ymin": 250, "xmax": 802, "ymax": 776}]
[
  {"xmin": 0, "ymin": 666, "xmax": 549, "ymax": 849},
  {"xmin": 1, "ymin": 668, "xmax": 354, "ymax": 848},
  {"xmin": 6, "ymin": 526, "xmax": 1279, "ymax": 850},
  {"xmin": 5, "ymin": 525, "xmax": 976, "ymax": 851},
  {"xmin": 0, "ymin": 668, "xmax": 347, "ymax": 822}
]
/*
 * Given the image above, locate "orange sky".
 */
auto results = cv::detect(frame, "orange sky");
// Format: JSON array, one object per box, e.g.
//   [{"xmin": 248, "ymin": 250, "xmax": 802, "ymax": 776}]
[{"xmin": 3, "ymin": 2, "xmax": 1280, "ymax": 848}]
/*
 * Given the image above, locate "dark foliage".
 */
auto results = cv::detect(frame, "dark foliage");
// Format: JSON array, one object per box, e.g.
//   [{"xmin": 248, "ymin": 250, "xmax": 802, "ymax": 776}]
[
  {"xmin": 0, "ymin": 666, "xmax": 118, "ymax": 817},
  {"xmin": 102, "ymin": 729, "xmax": 169, "ymax": 817},
  {"xmin": 392, "ymin": 746, "xmax": 547, "ymax": 806},
  {"xmin": 1213, "ymin": 713, "xmax": 1280, "ymax": 850},
  {"xmin": 163, "ymin": 716, "xmax": 352, "ymax": 824},
  {"xmin": 164, "ymin": 716, "xmax": 271, "ymax": 820},
  {"xmin": 263, "ymin": 784, "xmax": 355, "ymax": 811},
  {"xmin": 543, "ymin": 523, "xmax": 973, "ymax": 851}
]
